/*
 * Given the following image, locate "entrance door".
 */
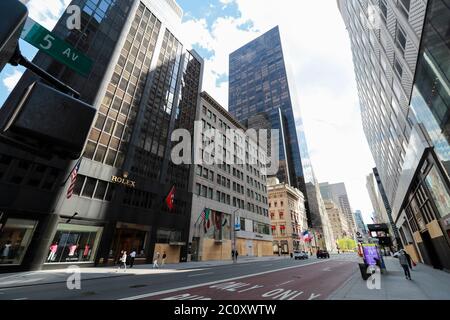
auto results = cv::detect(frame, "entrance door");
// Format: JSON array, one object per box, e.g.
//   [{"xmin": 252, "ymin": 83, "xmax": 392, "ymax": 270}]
[
  {"xmin": 246, "ymin": 240, "xmax": 253, "ymax": 256},
  {"xmin": 191, "ymin": 237, "xmax": 200, "ymax": 261},
  {"xmin": 421, "ymin": 230, "xmax": 443, "ymax": 269}
]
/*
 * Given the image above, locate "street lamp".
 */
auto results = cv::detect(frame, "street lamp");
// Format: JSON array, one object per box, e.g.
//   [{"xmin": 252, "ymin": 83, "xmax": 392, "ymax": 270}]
[{"xmin": 232, "ymin": 208, "xmax": 239, "ymax": 264}]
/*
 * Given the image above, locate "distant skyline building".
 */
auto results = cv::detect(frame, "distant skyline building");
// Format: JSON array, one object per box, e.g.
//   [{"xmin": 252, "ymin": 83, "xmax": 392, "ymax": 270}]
[
  {"xmin": 319, "ymin": 182, "xmax": 357, "ymax": 238},
  {"xmin": 366, "ymin": 171, "xmax": 390, "ymax": 225},
  {"xmin": 228, "ymin": 26, "xmax": 306, "ymax": 193},
  {"xmin": 324, "ymin": 200, "xmax": 348, "ymax": 243},
  {"xmin": 338, "ymin": 0, "xmax": 450, "ymax": 270},
  {"xmin": 354, "ymin": 210, "xmax": 367, "ymax": 235}
]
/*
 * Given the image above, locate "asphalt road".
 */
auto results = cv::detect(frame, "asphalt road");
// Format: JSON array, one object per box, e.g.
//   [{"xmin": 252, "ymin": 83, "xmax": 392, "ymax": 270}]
[{"xmin": 0, "ymin": 254, "xmax": 358, "ymax": 300}]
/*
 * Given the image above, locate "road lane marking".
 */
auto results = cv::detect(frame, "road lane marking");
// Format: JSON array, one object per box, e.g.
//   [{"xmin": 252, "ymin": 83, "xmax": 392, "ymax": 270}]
[
  {"xmin": 322, "ymin": 267, "xmax": 331, "ymax": 272},
  {"xmin": 13, "ymin": 298, "xmax": 28, "ymax": 300},
  {"xmin": 262, "ymin": 264, "xmax": 273, "ymax": 267},
  {"xmin": 0, "ymin": 278, "xmax": 45, "ymax": 286},
  {"xmin": 276, "ymin": 280, "xmax": 294, "ymax": 287},
  {"xmin": 121, "ymin": 259, "xmax": 327, "ymax": 300},
  {"xmin": 0, "ymin": 272, "xmax": 37, "ymax": 281},
  {"xmin": 188, "ymin": 272, "xmax": 214, "ymax": 278}
]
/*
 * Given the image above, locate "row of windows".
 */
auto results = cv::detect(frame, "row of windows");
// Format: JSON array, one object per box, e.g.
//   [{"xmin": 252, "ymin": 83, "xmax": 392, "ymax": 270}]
[
  {"xmin": 0, "ymin": 155, "xmax": 61, "ymax": 192},
  {"xmin": 195, "ymin": 182, "xmax": 268, "ymax": 216},
  {"xmin": 196, "ymin": 165, "xmax": 214, "ymax": 181},
  {"xmin": 72, "ymin": 175, "xmax": 115, "ymax": 201},
  {"xmin": 239, "ymin": 217, "xmax": 271, "ymax": 235}
]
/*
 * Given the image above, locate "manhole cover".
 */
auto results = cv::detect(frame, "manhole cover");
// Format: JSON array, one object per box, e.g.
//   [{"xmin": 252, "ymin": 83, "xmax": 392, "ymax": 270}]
[
  {"xmin": 129, "ymin": 284, "xmax": 147, "ymax": 288},
  {"xmin": 82, "ymin": 291, "xmax": 96, "ymax": 296},
  {"xmin": 292, "ymin": 276, "xmax": 302, "ymax": 279}
]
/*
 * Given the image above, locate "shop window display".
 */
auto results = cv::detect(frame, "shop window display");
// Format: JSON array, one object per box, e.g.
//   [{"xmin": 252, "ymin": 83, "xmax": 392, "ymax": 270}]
[
  {"xmin": 46, "ymin": 224, "xmax": 102, "ymax": 263},
  {"xmin": 0, "ymin": 218, "xmax": 37, "ymax": 266}
]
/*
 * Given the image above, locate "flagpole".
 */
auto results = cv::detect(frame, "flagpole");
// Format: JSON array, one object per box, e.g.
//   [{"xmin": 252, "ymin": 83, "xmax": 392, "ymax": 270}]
[{"xmin": 60, "ymin": 157, "xmax": 82, "ymax": 187}]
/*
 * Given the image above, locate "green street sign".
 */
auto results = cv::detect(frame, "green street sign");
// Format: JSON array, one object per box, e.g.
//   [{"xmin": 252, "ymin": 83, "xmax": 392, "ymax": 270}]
[{"xmin": 20, "ymin": 18, "xmax": 93, "ymax": 77}]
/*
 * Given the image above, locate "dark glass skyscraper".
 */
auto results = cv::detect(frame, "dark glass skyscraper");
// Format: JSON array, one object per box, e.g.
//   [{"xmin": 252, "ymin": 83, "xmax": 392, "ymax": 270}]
[
  {"xmin": 0, "ymin": 0, "xmax": 203, "ymax": 272},
  {"xmin": 228, "ymin": 26, "xmax": 306, "ymax": 193}
]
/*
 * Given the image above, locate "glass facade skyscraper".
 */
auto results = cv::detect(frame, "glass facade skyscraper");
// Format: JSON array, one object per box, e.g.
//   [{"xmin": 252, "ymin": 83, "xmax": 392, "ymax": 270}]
[
  {"xmin": 0, "ymin": 0, "xmax": 203, "ymax": 272},
  {"xmin": 228, "ymin": 26, "xmax": 306, "ymax": 193},
  {"xmin": 339, "ymin": 0, "xmax": 450, "ymax": 270}
]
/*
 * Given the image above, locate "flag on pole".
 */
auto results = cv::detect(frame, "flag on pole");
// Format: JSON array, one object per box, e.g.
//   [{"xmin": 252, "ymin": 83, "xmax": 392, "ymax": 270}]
[
  {"xmin": 66, "ymin": 159, "xmax": 81, "ymax": 199},
  {"xmin": 201, "ymin": 208, "xmax": 211, "ymax": 233},
  {"xmin": 166, "ymin": 186, "xmax": 175, "ymax": 211}
]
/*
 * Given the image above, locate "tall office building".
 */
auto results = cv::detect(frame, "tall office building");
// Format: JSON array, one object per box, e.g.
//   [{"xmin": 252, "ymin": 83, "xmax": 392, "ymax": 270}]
[
  {"xmin": 320, "ymin": 182, "xmax": 357, "ymax": 238},
  {"xmin": 366, "ymin": 172, "xmax": 389, "ymax": 224},
  {"xmin": 0, "ymin": 0, "xmax": 203, "ymax": 272},
  {"xmin": 338, "ymin": 0, "xmax": 450, "ymax": 270},
  {"xmin": 354, "ymin": 210, "xmax": 368, "ymax": 235},
  {"xmin": 324, "ymin": 200, "xmax": 347, "ymax": 242},
  {"xmin": 228, "ymin": 26, "xmax": 306, "ymax": 193}
]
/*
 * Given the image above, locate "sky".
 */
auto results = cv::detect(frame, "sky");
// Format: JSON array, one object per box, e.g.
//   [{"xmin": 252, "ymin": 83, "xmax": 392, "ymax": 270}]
[{"xmin": 0, "ymin": 0, "xmax": 376, "ymax": 224}]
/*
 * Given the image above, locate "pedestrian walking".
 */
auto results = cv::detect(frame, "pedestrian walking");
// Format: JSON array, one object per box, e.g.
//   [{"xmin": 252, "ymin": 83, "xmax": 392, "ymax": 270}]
[
  {"xmin": 153, "ymin": 252, "xmax": 160, "ymax": 269},
  {"xmin": 117, "ymin": 251, "xmax": 127, "ymax": 272},
  {"xmin": 404, "ymin": 250, "xmax": 413, "ymax": 270},
  {"xmin": 397, "ymin": 249, "xmax": 411, "ymax": 280},
  {"xmin": 129, "ymin": 249, "xmax": 136, "ymax": 268},
  {"xmin": 161, "ymin": 251, "xmax": 167, "ymax": 267}
]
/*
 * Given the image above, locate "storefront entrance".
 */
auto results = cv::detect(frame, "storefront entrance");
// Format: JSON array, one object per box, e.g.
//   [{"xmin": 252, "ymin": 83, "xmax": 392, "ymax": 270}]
[
  {"xmin": 110, "ymin": 223, "xmax": 150, "ymax": 263},
  {"xmin": 421, "ymin": 230, "xmax": 443, "ymax": 269}
]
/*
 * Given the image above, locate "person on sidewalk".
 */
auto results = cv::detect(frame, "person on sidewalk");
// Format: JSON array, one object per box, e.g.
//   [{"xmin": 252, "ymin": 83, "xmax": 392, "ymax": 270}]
[
  {"xmin": 404, "ymin": 250, "xmax": 413, "ymax": 270},
  {"xmin": 129, "ymin": 249, "xmax": 136, "ymax": 268},
  {"xmin": 161, "ymin": 251, "xmax": 167, "ymax": 267},
  {"xmin": 117, "ymin": 251, "xmax": 127, "ymax": 272},
  {"xmin": 153, "ymin": 252, "xmax": 160, "ymax": 269},
  {"xmin": 398, "ymin": 250, "xmax": 411, "ymax": 280}
]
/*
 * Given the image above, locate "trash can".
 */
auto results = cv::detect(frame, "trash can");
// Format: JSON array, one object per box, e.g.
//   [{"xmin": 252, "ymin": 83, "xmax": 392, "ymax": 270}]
[{"xmin": 358, "ymin": 263, "xmax": 370, "ymax": 280}]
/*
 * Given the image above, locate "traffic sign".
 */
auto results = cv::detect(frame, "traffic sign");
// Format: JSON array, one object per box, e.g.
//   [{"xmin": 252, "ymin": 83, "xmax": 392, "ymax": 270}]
[{"xmin": 20, "ymin": 17, "xmax": 92, "ymax": 76}]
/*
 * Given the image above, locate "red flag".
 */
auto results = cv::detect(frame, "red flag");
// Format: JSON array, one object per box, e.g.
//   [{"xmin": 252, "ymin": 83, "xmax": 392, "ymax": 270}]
[{"xmin": 166, "ymin": 186, "xmax": 175, "ymax": 211}]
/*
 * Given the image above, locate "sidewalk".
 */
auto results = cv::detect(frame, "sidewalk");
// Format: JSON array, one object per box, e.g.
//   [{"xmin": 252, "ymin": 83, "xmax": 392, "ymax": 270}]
[
  {"xmin": 0, "ymin": 255, "xmax": 289, "ymax": 289},
  {"xmin": 328, "ymin": 256, "xmax": 450, "ymax": 300}
]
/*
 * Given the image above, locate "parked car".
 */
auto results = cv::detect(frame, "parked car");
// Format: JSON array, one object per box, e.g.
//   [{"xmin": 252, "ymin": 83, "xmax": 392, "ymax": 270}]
[
  {"xmin": 316, "ymin": 250, "xmax": 330, "ymax": 259},
  {"xmin": 293, "ymin": 250, "xmax": 309, "ymax": 260}
]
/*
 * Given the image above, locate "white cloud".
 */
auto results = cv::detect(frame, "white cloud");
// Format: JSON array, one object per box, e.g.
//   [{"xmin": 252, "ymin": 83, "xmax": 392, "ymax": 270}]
[
  {"xmin": 26, "ymin": 0, "xmax": 72, "ymax": 30},
  {"xmin": 180, "ymin": 1, "xmax": 377, "ymax": 221},
  {"xmin": 2, "ymin": 70, "xmax": 24, "ymax": 92}
]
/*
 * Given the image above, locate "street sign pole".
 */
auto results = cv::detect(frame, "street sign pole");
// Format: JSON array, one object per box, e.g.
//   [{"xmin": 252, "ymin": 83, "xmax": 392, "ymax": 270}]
[
  {"xmin": 20, "ymin": 17, "xmax": 93, "ymax": 76},
  {"xmin": 9, "ymin": 47, "xmax": 80, "ymax": 97}
]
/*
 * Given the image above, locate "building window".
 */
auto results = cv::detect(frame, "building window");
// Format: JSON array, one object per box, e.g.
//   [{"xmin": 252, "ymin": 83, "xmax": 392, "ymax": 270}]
[
  {"xmin": 394, "ymin": 56, "xmax": 403, "ymax": 78},
  {"xmin": 398, "ymin": 0, "xmax": 411, "ymax": 19},
  {"xmin": 0, "ymin": 218, "xmax": 38, "ymax": 266},
  {"xmin": 379, "ymin": 0, "xmax": 388, "ymax": 25},
  {"xmin": 208, "ymin": 188, "xmax": 213, "ymax": 199},
  {"xmin": 46, "ymin": 224, "xmax": 103, "ymax": 264},
  {"xmin": 424, "ymin": 166, "xmax": 450, "ymax": 218},
  {"xmin": 395, "ymin": 24, "xmax": 407, "ymax": 56},
  {"xmin": 82, "ymin": 177, "xmax": 97, "ymax": 198}
]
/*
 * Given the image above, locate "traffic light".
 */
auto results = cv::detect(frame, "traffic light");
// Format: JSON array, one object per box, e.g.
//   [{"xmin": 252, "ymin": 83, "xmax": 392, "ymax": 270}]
[
  {"xmin": 0, "ymin": 0, "xmax": 28, "ymax": 73},
  {"xmin": 2, "ymin": 81, "xmax": 96, "ymax": 159}
]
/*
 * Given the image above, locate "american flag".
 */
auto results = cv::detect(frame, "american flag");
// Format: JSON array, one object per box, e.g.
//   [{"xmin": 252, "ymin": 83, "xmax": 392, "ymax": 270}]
[
  {"xmin": 200, "ymin": 208, "xmax": 206, "ymax": 221},
  {"xmin": 66, "ymin": 159, "xmax": 81, "ymax": 199}
]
